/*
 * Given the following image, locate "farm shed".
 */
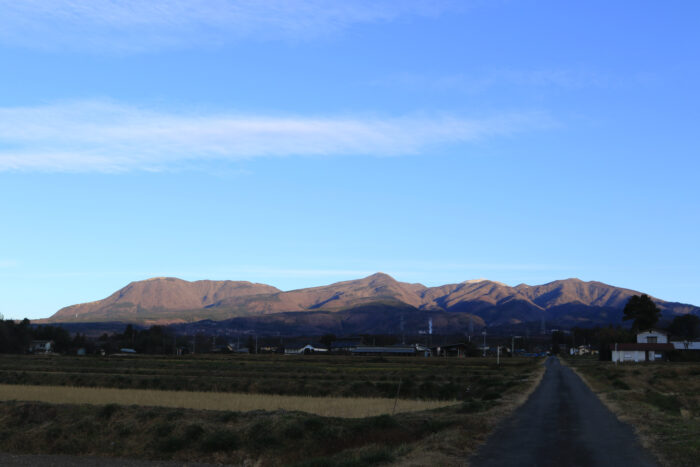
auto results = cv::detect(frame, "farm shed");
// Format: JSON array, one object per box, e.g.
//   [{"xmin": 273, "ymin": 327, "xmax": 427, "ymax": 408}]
[
  {"xmin": 670, "ymin": 339, "xmax": 700, "ymax": 350},
  {"xmin": 330, "ymin": 338, "xmax": 363, "ymax": 352},
  {"xmin": 350, "ymin": 345, "xmax": 417, "ymax": 356},
  {"xmin": 284, "ymin": 344, "xmax": 328, "ymax": 355},
  {"xmin": 431, "ymin": 343, "xmax": 470, "ymax": 357}
]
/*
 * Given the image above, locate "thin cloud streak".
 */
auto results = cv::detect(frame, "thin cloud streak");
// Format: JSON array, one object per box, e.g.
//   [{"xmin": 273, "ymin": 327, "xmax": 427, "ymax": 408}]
[
  {"xmin": 0, "ymin": 101, "xmax": 553, "ymax": 173},
  {"xmin": 0, "ymin": 0, "xmax": 460, "ymax": 51}
]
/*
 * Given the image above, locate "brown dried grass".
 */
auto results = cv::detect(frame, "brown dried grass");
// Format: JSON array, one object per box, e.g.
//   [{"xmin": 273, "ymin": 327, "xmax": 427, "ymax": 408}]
[{"xmin": 0, "ymin": 383, "xmax": 454, "ymax": 418}]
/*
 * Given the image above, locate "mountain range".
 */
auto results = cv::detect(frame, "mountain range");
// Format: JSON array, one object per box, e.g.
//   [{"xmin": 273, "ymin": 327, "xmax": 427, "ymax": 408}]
[{"xmin": 43, "ymin": 273, "xmax": 700, "ymax": 335}]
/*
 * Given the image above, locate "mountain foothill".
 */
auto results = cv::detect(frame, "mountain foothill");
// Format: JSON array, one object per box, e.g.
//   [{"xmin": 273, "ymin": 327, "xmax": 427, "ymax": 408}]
[{"xmin": 42, "ymin": 273, "xmax": 700, "ymax": 335}]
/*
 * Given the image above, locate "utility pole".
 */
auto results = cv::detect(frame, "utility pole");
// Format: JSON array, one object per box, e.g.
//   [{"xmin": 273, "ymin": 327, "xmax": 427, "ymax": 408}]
[
  {"xmin": 497, "ymin": 345, "xmax": 500, "ymax": 366},
  {"xmin": 482, "ymin": 331, "xmax": 487, "ymax": 357},
  {"xmin": 512, "ymin": 336, "xmax": 522, "ymax": 357}
]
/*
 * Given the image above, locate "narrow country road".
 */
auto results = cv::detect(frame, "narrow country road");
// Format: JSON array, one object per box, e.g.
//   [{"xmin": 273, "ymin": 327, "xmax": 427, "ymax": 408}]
[{"xmin": 470, "ymin": 357, "xmax": 658, "ymax": 467}]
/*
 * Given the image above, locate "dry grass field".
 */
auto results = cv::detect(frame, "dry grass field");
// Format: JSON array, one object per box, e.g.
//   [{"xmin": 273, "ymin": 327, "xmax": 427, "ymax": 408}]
[
  {"xmin": 565, "ymin": 357, "xmax": 700, "ymax": 467},
  {"xmin": 0, "ymin": 353, "xmax": 527, "ymax": 401},
  {"xmin": 0, "ymin": 354, "xmax": 544, "ymax": 466},
  {"xmin": 0, "ymin": 384, "xmax": 454, "ymax": 418}
]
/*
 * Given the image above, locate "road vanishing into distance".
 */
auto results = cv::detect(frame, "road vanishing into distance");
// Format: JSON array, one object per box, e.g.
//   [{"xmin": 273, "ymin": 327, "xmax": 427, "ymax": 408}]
[{"xmin": 470, "ymin": 357, "xmax": 658, "ymax": 467}]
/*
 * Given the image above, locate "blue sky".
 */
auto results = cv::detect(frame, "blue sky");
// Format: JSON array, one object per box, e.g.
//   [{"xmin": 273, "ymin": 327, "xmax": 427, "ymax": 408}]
[{"xmin": 1, "ymin": 0, "xmax": 699, "ymax": 320}]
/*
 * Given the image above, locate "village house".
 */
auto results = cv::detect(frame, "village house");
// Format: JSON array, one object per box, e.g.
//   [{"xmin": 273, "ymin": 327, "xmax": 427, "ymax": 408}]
[
  {"xmin": 28, "ymin": 340, "xmax": 54, "ymax": 354},
  {"xmin": 610, "ymin": 329, "xmax": 674, "ymax": 363}
]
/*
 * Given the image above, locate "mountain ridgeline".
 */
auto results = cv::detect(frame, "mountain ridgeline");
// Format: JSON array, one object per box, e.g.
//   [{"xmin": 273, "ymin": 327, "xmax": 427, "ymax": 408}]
[{"xmin": 46, "ymin": 274, "xmax": 699, "ymax": 334}]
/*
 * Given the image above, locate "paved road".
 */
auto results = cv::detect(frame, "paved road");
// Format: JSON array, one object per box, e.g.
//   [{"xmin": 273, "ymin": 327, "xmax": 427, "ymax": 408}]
[{"xmin": 470, "ymin": 357, "xmax": 658, "ymax": 467}]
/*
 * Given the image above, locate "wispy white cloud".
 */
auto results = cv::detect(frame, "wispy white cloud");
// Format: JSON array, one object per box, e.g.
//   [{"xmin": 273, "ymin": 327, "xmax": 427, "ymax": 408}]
[
  {"xmin": 0, "ymin": 0, "xmax": 461, "ymax": 51},
  {"xmin": 0, "ymin": 100, "xmax": 553, "ymax": 172}
]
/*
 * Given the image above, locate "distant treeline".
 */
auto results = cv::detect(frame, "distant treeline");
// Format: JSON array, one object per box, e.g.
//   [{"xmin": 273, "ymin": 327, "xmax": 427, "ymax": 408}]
[
  {"xmin": 0, "ymin": 320, "xmax": 198, "ymax": 355},
  {"xmin": 0, "ymin": 319, "xmax": 75, "ymax": 353},
  {"xmin": 98, "ymin": 324, "xmax": 204, "ymax": 354},
  {"xmin": 3, "ymin": 313, "xmax": 698, "ymax": 356}
]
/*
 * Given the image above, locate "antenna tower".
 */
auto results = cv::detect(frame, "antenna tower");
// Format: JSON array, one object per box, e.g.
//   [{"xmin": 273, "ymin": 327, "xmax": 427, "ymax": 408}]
[{"xmin": 540, "ymin": 314, "xmax": 546, "ymax": 335}]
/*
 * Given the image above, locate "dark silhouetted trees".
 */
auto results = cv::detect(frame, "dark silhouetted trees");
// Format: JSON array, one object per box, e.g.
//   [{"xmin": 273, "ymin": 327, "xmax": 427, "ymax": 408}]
[
  {"xmin": 0, "ymin": 319, "xmax": 71, "ymax": 353},
  {"xmin": 668, "ymin": 314, "xmax": 700, "ymax": 340},
  {"xmin": 594, "ymin": 325, "xmax": 635, "ymax": 360},
  {"xmin": 623, "ymin": 294, "xmax": 661, "ymax": 331},
  {"xmin": 319, "ymin": 333, "xmax": 336, "ymax": 349}
]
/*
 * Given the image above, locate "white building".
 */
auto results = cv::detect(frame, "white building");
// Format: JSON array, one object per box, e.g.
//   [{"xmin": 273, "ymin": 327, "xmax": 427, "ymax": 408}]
[
  {"xmin": 636, "ymin": 329, "xmax": 668, "ymax": 344},
  {"xmin": 29, "ymin": 340, "xmax": 54, "ymax": 354},
  {"xmin": 611, "ymin": 329, "xmax": 674, "ymax": 363},
  {"xmin": 671, "ymin": 340, "xmax": 700, "ymax": 350},
  {"xmin": 284, "ymin": 344, "xmax": 328, "ymax": 355}
]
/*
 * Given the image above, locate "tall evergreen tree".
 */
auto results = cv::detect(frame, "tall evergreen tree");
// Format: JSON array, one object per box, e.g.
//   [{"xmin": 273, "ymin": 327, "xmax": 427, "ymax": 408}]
[{"xmin": 622, "ymin": 294, "xmax": 661, "ymax": 331}]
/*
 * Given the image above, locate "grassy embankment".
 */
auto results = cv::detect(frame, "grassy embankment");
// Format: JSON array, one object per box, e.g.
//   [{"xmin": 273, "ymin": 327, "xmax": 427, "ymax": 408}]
[
  {"xmin": 0, "ymin": 354, "xmax": 544, "ymax": 466},
  {"xmin": 565, "ymin": 356, "xmax": 700, "ymax": 467}
]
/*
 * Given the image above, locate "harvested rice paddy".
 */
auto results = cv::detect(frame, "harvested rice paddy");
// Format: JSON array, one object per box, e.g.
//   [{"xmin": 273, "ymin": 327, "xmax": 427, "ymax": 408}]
[{"xmin": 0, "ymin": 383, "xmax": 455, "ymax": 417}]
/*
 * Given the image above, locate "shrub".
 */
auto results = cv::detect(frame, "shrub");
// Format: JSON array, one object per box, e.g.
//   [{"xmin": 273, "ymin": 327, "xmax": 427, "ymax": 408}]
[
  {"xmin": 165, "ymin": 409, "xmax": 184, "ymax": 421},
  {"xmin": 645, "ymin": 391, "xmax": 681, "ymax": 415},
  {"xmin": 98, "ymin": 403, "xmax": 119, "ymax": 419},
  {"xmin": 184, "ymin": 424, "xmax": 205, "ymax": 441},
  {"xmin": 458, "ymin": 400, "xmax": 489, "ymax": 413},
  {"xmin": 612, "ymin": 379, "xmax": 630, "ymax": 390},
  {"xmin": 364, "ymin": 414, "xmax": 398, "ymax": 429},
  {"xmin": 356, "ymin": 446, "xmax": 394, "ymax": 464},
  {"xmin": 200, "ymin": 429, "xmax": 240, "ymax": 452},
  {"xmin": 303, "ymin": 417, "xmax": 323, "ymax": 430},
  {"xmin": 482, "ymin": 391, "xmax": 502, "ymax": 400},
  {"xmin": 218, "ymin": 411, "xmax": 238, "ymax": 423},
  {"xmin": 291, "ymin": 446, "xmax": 395, "ymax": 467},
  {"xmin": 153, "ymin": 422, "xmax": 173, "ymax": 437},
  {"xmin": 157, "ymin": 435, "xmax": 184, "ymax": 454},
  {"xmin": 44, "ymin": 425, "xmax": 62, "ymax": 441},
  {"xmin": 245, "ymin": 421, "xmax": 281, "ymax": 451}
]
